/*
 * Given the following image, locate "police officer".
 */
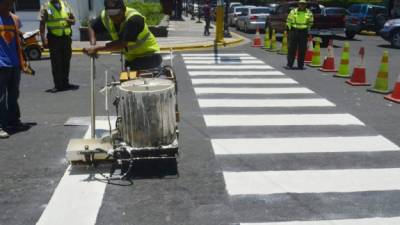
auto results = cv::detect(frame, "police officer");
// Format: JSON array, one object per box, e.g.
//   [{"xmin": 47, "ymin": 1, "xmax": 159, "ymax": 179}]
[
  {"xmin": 286, "ymin": 0, "xmax": 313, "ymax": 70},
  {"xmin": 83, "ymin": 0, "xmax": 162, "ymax": 71},
  {"xmin": 40, "ymin": 0, "xmax": 78, "ymax": 93}
]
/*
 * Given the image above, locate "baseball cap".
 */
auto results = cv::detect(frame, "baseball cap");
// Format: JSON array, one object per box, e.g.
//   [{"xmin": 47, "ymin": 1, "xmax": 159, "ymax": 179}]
[{"xmin": 104, "ymin": 0, "xmax": 125, "ymax": 16}]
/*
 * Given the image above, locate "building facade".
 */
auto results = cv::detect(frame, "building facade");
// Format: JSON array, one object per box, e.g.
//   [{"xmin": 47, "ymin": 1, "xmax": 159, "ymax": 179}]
[{"xmin": 14, "ymin": 0, "xmax": 105, "ymax": 40}]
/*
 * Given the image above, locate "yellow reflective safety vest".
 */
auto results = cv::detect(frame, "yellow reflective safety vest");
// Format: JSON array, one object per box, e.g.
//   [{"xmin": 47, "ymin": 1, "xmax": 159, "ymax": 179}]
[
  {"xmin": 45, "ymin": 1, "xmax": 72, "ymax": 36},
  {"xmin": 286, "ymin": 8, "xmax": 313, "ymax": 30},
  {"xmin": 101, "ymin": 7, "xmax": 160, "ymax": 61}
]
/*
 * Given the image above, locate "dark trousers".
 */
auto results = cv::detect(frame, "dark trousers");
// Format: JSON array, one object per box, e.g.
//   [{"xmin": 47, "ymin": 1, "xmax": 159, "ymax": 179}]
[
  {"xmin": 0, "ymin": 67, "xmax": 21, "ymax": 128},
  {"xmin": 204, "ymin": 17, "xmax": 211, "ymax": 36},
  {"xmin": 125, "ymin": 54, "xmax": 163, "ymax": 71},
  {"xmin": 287, "ymin": 28, "xmax": 308, "ymax": 68},
  {"xmin": 48, "ymin": 34, "xmax": 72, "ymax": 89}
]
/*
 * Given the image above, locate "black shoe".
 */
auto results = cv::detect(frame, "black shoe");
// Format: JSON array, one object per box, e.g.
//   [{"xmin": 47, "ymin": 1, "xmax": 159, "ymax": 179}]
[
  {"xmin": 45, "ymin": 87, "xmax": 63, "ymax": 93},
  {"xmin": 284, "ymin": 65, "xmax": 294, "ymax": 70},
  {"xmin": 7, "ymin": 122, "xmax": 30, "ymax": 131},
  {"xmin": 65, "ymin": 84, "xmax": 80, "ymax": 90},
  {"xmin": 297, "ymin": 66, "xmax": 306, "ymax": 70}
]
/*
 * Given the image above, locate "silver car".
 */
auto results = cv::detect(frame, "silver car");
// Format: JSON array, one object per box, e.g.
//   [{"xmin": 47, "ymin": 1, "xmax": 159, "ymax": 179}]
[
  {"xmin": 236, "ymin": 7, "xmax": 272, "ymax": 33},
  {"xmin": 228, "ymin": 5, "xmax": 255, "ymax": 27}
]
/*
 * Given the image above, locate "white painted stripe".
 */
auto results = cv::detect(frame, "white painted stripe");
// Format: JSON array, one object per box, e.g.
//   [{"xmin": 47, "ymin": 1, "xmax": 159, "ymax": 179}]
[
  {"xmin": 194, "ymin": 87, "xmax": 314, "ymax": 95},
  {"xmin": 183, "ymin": 56, "xmax": 257, "ymax": 60},
  {"xmin": 240, "ymin": 217, "xmax": 400, "ymax": 225},
  {"xmin": 192, "ymin": 78, "xmax": 297, "ymax": 84},
  {"xmin": 36, "ymin": 120, "xmax": 114, "ymax": 225},
  {"xmin": 182, "ymin": 53, "xmax": 250, "ymax": 57},
  {"xmin": 187, "ymin": 65, "xmax": 273, "ymax": 70},
  {"xmin": 189, "ymin": 71, "xmax": 285, "ymax": 76},
  {"xmin": 223, "ymin": 168, "xmax": 400, "ymax": 195},
  {"xmin": 198, "ymin": 99, "xmax": 335, "ymax": 108},
  {"xmin": 184, "ymin": 60, "xmax": 264, "ymax": 64},
  {"xmin": 211, "ymin": 135, "xmax": 399, "ymax": 155},
  {"xmin": 203, "ymin": 114, "xmax": 365, "ymax": 126}
]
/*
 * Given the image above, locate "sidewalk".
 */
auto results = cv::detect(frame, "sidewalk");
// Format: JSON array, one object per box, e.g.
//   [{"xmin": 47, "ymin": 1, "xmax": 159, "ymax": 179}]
[{"xmin": 70, "ymin": 16, "xmax": 245, "ymax": 52}]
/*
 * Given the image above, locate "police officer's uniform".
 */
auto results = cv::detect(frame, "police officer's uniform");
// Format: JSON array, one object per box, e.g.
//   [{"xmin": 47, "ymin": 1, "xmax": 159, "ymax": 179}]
[
  {"xmin": 286, "ymin": 0, "xmax": 313, "ymax": 69},
  {"xmin": 40, "ymin": 0, "xmax": 77, "ymax": 92}
]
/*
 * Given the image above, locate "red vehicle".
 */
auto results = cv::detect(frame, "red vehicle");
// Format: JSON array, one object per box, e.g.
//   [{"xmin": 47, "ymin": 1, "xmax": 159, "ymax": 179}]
[{"xmin": 265, "ymin": 1, "xmax": 346, "ymax": 45}]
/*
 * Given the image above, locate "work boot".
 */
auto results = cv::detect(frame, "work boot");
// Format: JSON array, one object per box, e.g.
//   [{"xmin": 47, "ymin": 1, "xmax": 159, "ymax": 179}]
[{"xmin": 0, "ymin": 128, "xmax": 10, "ymax": 139}]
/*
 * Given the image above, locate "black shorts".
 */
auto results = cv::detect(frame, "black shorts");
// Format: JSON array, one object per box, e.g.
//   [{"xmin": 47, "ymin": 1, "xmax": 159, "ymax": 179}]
[{"xmin": 125, "ymin": 53, "xmax": 162, "ymax": 71}]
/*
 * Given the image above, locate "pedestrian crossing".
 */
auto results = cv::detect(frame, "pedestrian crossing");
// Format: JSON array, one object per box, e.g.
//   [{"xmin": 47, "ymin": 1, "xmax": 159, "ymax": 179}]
[{"xmin": 182, "ymin": 52, "xmax": 400, "ymax": 224}]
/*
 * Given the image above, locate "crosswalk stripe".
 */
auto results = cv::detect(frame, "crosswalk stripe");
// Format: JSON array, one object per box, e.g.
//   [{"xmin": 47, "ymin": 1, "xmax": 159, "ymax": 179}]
[
  {"xmin": 183, "ymin": 56, "xmax": 258, "ymax": 60},
  {"xmin": 211, "ymin": 135, "xmax": 399, "ymax": 155},
  {"xmin": 194, "ymin": 87, "xmax": 314, "ymax": 95},
  {"xmin": 189, "ymin": 71, "xmax": 285, "ymax": 76},
  {"xmin": 182, "ymin": 53, "xmax": 250, "ymax": 57},
  {"xmin": 203, "ymin": 114, "xmax": 365, "ymax": 126},
  {"xmin": 36, "ymin": 121, "xmax": 113, "ymax": 225},
  {"xmin": 224, "ymin": 168, "xmax": 400, "ymax": 195},
  {"xmin": 186, "ymin": 65, "xmax": 274, "ymax": 70},
  {"xmin": 184, "ymin": 60, "xmax": 265, "ymax": 64},
  {"xmin": 240, "ymin": 217, "xmax": 400, "ymax": 225},
  {"xmin": 191, "ymin": 78, "xmax": 297, "ymax": 84},
  {"xmin": 198, "ymin": 99, "xmax": 335, "ymax": 108}
]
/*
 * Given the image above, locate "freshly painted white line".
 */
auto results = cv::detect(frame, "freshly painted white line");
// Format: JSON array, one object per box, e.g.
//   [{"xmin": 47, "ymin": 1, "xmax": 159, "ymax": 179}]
[
  {"xmin": 191, "ymin": 78, "xmax": 297, "ymax": 84},
  {"xmin": 194, "ymin": 87, "xmax": 314, "ymax": 95},
  {"xmin": 182, "ymin": 53, "xmax": 250, "ymax": 57},
  {"xmin": 188, "ymin": 71, "xmax": 285, "ymax": 76},
  {"xmin": 184, "ymin": 60, "xmax": 264, "ymax": 64},
  {"xmin": 203, "ymin": 114, "xmax": 365, "ymax": 126},
  {"xmin": 187, "ymin": 65, "xmax": 273, "ymax": 69},
  {"xmin": 183, "ymin": 56, "xmax": 257, "ymax": 60},
  {"xmin": 211, "ymin": 135, "xmax": 399, "ymax": 155},
  {"xmin": 198, "ymin": 99, "xmax": 335, "ymax": 108},
  {"xmin": 223, "ymin": 168, "xmax": 400, "ymax": 195},
  {"xmin": 37, "ymin": 120, "xmax": 114, "ymax": 225},
  {"xmin": 240, "ymin": 217, "xmax": 400, "ymax": 225}
]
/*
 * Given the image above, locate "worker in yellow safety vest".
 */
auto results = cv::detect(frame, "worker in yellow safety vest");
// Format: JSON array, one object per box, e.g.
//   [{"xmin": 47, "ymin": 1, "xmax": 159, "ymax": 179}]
[
  {"xmin": 40, "ymin": 0, "xmax": 78, "ymax": 93},
  {"xmin": 285, "ymin": 0, "xmax": 313, "ymax": 70},
  {"xmin": 83, "ymin": 0, "xmax": 161, "ymax": 71}
]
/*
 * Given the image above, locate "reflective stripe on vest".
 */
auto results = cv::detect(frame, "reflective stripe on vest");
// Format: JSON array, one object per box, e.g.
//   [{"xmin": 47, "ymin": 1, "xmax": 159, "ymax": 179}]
[
  {"xmin": 101, "ymin": 7, "xmax": 160, "ymax": 61},
  {"xmin": 0, "ymin": 25, "xmax": 16, "ymax": 32},
  {"xmin": 46, "ymin": 1, "xmax": 72, "ymax": 36}
]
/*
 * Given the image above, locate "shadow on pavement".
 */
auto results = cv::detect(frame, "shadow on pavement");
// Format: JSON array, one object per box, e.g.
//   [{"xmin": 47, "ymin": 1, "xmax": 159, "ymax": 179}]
[
  {"xmin": 7, "ymin": 122, "xmax": 37, "ymax": 135},
  {"xmin": 377, "ymin": 44, "xmax": 399, "ymax": 49}
]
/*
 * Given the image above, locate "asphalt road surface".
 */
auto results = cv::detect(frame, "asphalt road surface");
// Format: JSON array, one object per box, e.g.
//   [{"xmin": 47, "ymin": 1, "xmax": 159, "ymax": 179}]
[{"xmin": 1, "ymin": 33, "xmax": 400, "ymax": 225}]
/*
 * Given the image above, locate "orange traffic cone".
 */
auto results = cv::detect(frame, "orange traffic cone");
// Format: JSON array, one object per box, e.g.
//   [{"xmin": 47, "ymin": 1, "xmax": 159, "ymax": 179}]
[
  {"xmin": 252, "ymin": 26, "xmax": 262, "ymax": 48},
  {"xmin": 384, "ymin": 73, "xmax": 400, "ymax": 103},
  {"xmin": 304, "ymin": 35, "xmax": 313, "ymax": 64},
  {"xmin": 319, "ymin": 40, "xmax": 337, "ymax": 72},
  {"xmin": 346, "ymin": 47, "xmax": 370, "ymax": 86}
]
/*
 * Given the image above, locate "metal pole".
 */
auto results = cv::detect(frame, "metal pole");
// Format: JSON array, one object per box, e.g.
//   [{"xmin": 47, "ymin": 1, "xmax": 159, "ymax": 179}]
[
  {"xmin": 224, "ymin": 0, "xmax": 232, "ymax": 38},
  {"xmin": 90, "ymin": 57, "xmax": 96, "ymax": 139}
]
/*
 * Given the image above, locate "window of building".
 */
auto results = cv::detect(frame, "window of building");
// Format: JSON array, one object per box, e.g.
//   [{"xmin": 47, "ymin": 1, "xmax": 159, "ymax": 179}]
[{"xmin": 15, "ymin": 0, "xmax": 40, "ymax": 11}]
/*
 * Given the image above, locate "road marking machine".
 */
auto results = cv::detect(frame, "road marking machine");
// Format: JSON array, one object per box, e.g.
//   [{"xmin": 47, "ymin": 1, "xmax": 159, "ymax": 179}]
[{"xmin": 66, "ymin": 52, "xmax": 179, "ymax": 180}]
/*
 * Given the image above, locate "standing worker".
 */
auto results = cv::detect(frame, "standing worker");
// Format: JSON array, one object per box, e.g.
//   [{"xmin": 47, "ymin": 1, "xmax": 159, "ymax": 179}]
[
  {"xmin": 83, "ymin": 0, "xmax": 161, "ymax": 71},
  {"xmin": 39, "ymin": 0, "xmax": 79, "ymax": 93},
  {"xmin": 203, "ymin": 0, "xmax": 211, "ymax": 36},
  {"xmin": 0, "ymin": 0, "xmax": 30, "ymax": 138},
  {"xmin": 285, "ymin": 0, "xmax": 313, "ymax": 70}
]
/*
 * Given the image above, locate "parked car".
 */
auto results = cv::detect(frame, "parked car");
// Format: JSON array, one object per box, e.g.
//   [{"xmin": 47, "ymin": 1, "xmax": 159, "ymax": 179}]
[
  {"xmin": 237, "ymin": 7, "xmax": 272, "ymax": 33},
  {"xmin": 265, "ymin": 1, "xmax": 345, "ymax": 45},
  {"xmin": 321, "ymin": 7, "xmax": 349, "ymax": 18},
  {"xmin": 229, "ymin": 2, "xmax": 242, "ymax": 9},
  {"xmin": 228, "ymin": 5, "xmax": 255, "ymax": 26},
  {"xmin": 380, "ymin": 18, "xmax": 400, "ymax": 48},
  {"xmin": 345, "ymin": 4, "xmax": 388, "ymax": 39}
]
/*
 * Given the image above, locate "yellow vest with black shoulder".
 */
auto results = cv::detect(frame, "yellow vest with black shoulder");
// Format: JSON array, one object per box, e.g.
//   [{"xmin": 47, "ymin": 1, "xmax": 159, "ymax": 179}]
[
  {"xmin": 45, "ymin": 1, "xmax": 72, "ymax": 36},
  {"xmin": 101, "ymin": 8, "xmax": 160, "ymax": 61},
  {"xmin": 286, "ymin": 8, "xmax": 313, "ymax": 30}
]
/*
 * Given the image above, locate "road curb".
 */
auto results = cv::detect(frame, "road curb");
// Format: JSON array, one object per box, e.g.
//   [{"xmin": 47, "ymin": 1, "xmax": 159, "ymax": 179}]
[{"xmin": 42, "ymin": 32, "xmax": 245, "ymax": 55}]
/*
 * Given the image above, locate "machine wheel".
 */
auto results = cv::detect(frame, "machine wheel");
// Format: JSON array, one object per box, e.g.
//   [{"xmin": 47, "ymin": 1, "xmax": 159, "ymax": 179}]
[
  {"xmin": 391, "ymin": 30, "xmax": 400, "ymax": 49},
  {"xmin": 25, "ymin": 46, "xmax": 42, "ymax": 60},
  {"xmin": 345, "ymin": 30, "xmax": 356, "ymax": 39}
]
